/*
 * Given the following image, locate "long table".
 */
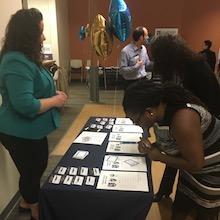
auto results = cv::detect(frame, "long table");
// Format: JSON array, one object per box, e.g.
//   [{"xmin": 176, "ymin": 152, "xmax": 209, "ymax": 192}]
[{"xmin": 40, "ymin": 117, "xmax": 153, "ymax": 220}]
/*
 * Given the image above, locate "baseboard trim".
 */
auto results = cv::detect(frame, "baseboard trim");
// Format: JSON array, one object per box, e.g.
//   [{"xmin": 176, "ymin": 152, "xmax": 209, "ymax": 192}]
[{"xmin": 0, "ymin": 191, "xmax": 20, "ymax": 220}]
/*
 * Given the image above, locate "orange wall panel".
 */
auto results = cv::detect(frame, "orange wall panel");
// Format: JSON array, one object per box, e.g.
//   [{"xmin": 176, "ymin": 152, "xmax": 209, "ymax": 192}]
[
  {"xmin": 182, "ymin": 0, "xmax": 220, "ymax": 55},
  {"xmin": 69, "ymin": 0, "xmax": 220, "ymax": 66}
]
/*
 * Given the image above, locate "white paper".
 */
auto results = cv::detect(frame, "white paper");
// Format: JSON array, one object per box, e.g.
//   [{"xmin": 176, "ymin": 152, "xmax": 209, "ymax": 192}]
[
  {"xmin": 100, "ymin": 121, "xmax": 106, "ymax": 125},
  {"xmin": 72, "ymin": 150, "xmax": 89, "ymax": 160},
  {"xmin": 109, "ymin": 132, "xmax": 142, "ymax": 142},
  {"xmin": 63, "ymin": 175, "xmax": 73, "ymax": 185},
  {"xmin": 97, "ymin": 170, "xmax": 149, "ymax": 192},
  {"xmin": 115, "ymin": 118, "xmax": 133, "ymax": 125},
  {"xmin": 57, "ymin": 167, "xmax": 67, "ymax": 175},
  {"xmin": 102, "ymin": 155, "xmax": 147, "ymax": 172},
  {"xmin": 80, "ymin": 167, "xmax": 88, "ymax": 176},
  {"xmin": 106, "ymin": 142, "xmax": 142, "ymax": 154},
  {"xmin": 52, "ymin": 175, "xmax": 62, "ymax": 184},
  {"xmin": 73, "ymin": 131, "xmax": 107, "ymax": 146},
  {"xmin": 85, "ymin": 176, "xmax": 96, "ymax": 186},
  {"xmin": 69, "ymin": 167, "xmax": 78, "ymax": 175},
  {"xmin": 90, "ymin": 124, "xmax": 96, "ymax": 128},
  {"xmin": 93, "ymin": 168, "xmax": 100, "ymax": 176},
  {"xmin": 112, "ymin": 125, "xmax": 143, "ymax": 133},
  {"xmin": 73, "ymin": 176, "xmax": 84, "ymax": 185},
  {"xmin": 105, "ymin": 125, "xmax": 113, "ymax": 129},
  {"xmin": 97, "ymin": 125, "xmax": 103, "ymax": 130}
]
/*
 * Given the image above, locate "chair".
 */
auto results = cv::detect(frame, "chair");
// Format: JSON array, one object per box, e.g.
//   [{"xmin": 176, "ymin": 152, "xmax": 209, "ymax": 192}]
[{"xmin": 69, "ymin": 59, "xmax": 83, "ymax": 82}]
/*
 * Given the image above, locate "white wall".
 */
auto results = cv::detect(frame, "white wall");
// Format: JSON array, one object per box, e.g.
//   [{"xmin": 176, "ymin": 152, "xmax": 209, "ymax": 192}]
[
  {"xmin": 0, "ymin": 0, "xmax": 22, "ymax": 214},
  {"xmin": 0, "ymin": 1, "xmax": 22, "ymax": 47},
  {"xmin": 27, "ymin": 0, "xmax": 60, "ymax": 65},
  {"xmin": 55, "ymin": 0, "xmax": 70, "ymax": 72},
  {"xmin": 0, "ymin": 146, "xmax": 20, "ymax": 213}
]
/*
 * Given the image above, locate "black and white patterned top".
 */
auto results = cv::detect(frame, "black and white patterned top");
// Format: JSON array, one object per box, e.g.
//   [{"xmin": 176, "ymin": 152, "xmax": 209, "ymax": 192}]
[{"xmin": 155, "ymin": 103, "xmax": 220, "ymax": 208}]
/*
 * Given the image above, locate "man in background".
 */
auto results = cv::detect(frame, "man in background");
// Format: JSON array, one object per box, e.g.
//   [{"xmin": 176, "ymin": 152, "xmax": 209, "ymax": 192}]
[
  {"xmin": 200, "ymin": 40, "xmax": 216, "ymax": 72},
  {"xmin": 120, "ymin": 26, "xmax": 151, "ymax": 89}
]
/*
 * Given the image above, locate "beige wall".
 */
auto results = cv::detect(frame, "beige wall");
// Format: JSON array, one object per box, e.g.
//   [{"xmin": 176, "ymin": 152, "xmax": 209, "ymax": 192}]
[
  {"xmin": 0, "ymin": 1, "xmax": 22, "ymax": 47},
  {"xmin": 27, "ymin": 0, "xmax": 71, "ymax": 71},
  {"xmin": 0, "ymin": 146, "xmax": 20, "ymax": 213},
  {"xmin": 27, "ymin": 0, "xmax": 60, "ymax": 65},
  {"xmin": 55, "ymin": 0, "xmax": 70, "ymax": 72},
  {"xmin": 0, "ymin": 0, "xmax": 22, "ymax": 214}
]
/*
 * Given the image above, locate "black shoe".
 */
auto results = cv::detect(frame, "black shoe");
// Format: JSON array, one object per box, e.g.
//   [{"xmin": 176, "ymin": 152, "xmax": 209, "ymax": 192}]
[
  {"xmin": 18, "ymin": 205, "xmax": 31, "ymax": 213},
  {"xmin": 153, "ymin": 192, "xmax": 171, "ymax": 202}
]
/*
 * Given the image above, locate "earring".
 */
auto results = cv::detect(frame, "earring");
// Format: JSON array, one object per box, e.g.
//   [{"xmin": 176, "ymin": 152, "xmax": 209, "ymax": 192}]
[{"xmin": 150, "ymin": 112, "xmax": 154, "ymax": 116}]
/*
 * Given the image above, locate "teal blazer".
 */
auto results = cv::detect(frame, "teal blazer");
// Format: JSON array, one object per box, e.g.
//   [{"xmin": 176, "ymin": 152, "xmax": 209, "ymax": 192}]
[{"xmin": 0, "ymin": 52, "xmax": 60, "ymax": 139}]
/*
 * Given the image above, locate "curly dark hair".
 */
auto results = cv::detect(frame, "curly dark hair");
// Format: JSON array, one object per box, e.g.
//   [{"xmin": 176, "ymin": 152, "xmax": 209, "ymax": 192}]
[
  {"xmin": 0, "ymin": 8, "xmax": 43, "ymax": 66},
  {"xmin": 123, "ymin": 80, "xmax": 205, "ymax": 115},
  {"xmin": 151, "ymin": 35, "xmax": 204, "ymax": 82}
]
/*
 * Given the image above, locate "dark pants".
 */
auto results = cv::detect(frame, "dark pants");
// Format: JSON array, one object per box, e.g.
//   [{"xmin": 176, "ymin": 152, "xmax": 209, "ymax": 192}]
[
  {"xmin": 157, "ymin": 165, "xmax": 178, "ymax": 195},
  {"xmin": 0, "ymin": 133, "xmax": 48, "ymax": 204}
]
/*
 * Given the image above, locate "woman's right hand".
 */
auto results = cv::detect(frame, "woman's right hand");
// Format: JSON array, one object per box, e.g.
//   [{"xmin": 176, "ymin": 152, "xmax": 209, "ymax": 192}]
[
  {"xmin": 138, "ymin": 138, "xmax": 163, "ymax": 161},
  {"xmin": 52, "ymin": 91, "xmax": 68, "ymax": 107}
]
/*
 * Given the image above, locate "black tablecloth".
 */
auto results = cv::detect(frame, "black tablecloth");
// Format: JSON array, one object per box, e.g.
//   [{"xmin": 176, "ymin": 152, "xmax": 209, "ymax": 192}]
[{"xmin": 40, "ymin": 117, "xmax": 153, "ymax": 220}]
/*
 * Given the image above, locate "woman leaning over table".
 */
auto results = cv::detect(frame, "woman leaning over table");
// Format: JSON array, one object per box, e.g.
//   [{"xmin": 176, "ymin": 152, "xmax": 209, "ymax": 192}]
[
  {"xmin": 123, "ymin": 80, "xmax": 220, "ymax": 220},
  {"xmin": 0, "ymin": 8, "xmax": 67, "ymax": 220}
]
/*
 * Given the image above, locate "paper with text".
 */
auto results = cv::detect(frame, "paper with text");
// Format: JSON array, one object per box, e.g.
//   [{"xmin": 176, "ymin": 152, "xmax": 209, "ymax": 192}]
[
  {"xmin": 115, "ymin": 118, "xmax": 133, "ymax": 125},
  {"xmin": 102, "ymin": 155, "xmax": 147, "ymax": 172},
  {"xmin": 97, "ymin": 170, "xmax": 149, "ymax": 192},
  {"xmin": 73, "ymin": 131, "xmax": 107, "ymax": 146},
  {"xmin": 109, "ymin": 132, "xmax": 142, "ymax": 142},
  {"xmin": 112, "ymin": 125, "xmax": 143, "ymax": 133},
  {"xmin": 106, "ymin": 142, "xmax": 142, "ymax": 154}
]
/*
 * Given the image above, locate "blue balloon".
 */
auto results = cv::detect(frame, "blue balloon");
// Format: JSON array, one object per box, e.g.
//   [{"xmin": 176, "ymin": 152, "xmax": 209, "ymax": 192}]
[
  {"xmin": 79, "ymin": 26, "xmax": 86, "ymax": 40},
  {"xmin": 109, "ymin": 0, "xmax": 132, "ymax": 42}
]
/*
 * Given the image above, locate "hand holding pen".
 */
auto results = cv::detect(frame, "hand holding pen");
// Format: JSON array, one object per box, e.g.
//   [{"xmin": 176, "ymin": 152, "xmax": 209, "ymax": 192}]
[
  {"xmin": 138, "ymin": 137, "xmax": 151, "ymax": 154},
  {"xmin": 138, "ymin": 137, "xmax": 163, "ymax": 161}
]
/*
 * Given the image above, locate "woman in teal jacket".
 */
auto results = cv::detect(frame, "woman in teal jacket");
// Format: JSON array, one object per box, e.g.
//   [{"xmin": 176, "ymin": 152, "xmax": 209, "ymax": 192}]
[{"xmin": 0, "ymin": 8, "xmax": 68, "ymax": 220}]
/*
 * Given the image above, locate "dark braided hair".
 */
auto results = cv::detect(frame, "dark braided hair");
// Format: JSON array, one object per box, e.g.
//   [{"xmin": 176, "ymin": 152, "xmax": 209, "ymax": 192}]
[
  {"xmin": 0, "ymin": 8, "xmax": 43, "ymax": 66},
  {"xmin": 123, "ymin": 80, "xmax": 206, "ymax": 115}
]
